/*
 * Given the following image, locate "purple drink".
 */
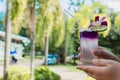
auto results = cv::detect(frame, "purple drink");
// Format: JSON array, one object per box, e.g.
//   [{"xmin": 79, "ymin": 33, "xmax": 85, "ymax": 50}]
[{"xmin": 80, "ymin": 31, "xmax": 98, "ymax": 65}]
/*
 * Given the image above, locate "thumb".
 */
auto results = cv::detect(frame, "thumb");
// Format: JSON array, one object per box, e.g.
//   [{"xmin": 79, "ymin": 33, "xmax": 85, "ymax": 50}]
[
  {"xmin": 93, "ymin": 48, "xmax": 120, "ymax": 62},
  {"xmin": 92, "ymin": 59, "xmax": 111, "ymax": 66},
  {"xmin": 93, "ymin": 46, "xmax": 113, "ymax": 58}
]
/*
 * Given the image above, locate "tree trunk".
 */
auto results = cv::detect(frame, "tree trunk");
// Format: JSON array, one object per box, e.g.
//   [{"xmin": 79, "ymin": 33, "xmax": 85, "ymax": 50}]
[
  {"xmin": 3, "ymin": 0, "xmax": 12, "ymax": 80},
  {"xmin": 64, "ymin": 32, "xmax": 68, "ymax": 65},
  {"xmin": 45, "ymin": 35, "xmax": 49, "ymax": 66},
  {"xmin": 64, "ymin": 15, "xmax": 68, "ymax": 65},
  {"xmin": 29, "ymin": 0, "xmax": 36, "ymax": 80}
]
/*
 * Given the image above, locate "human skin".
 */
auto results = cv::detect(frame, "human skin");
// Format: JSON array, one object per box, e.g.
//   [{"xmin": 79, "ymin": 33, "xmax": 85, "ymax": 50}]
[
  {"xmin": 77, "ymin": 59, "xmax": 120, "ymax": 80},
  {"xmin": 77, "ymin": 47, "xmax": 120, "ymax": 80},
  {"xmin": 78, "ymin": 46, "xmax": 120, "ymax": 62}
]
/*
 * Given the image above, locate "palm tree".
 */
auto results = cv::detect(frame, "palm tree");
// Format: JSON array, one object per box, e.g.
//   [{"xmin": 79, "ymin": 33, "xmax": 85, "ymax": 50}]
[
  {"xmin": 4, "ymin": 0, "xmax": 35, "ymax": 80},
  {"xmin": 36, "ymin": 0, "xmax": 65, "ymax": 65},
  {"xmin": 11, "ymin": 0, "xmax": 28, "ymax": 34},
  {"xmin": 27, "ymin": 0, "xmax": 36, "ymax": 80},
  {"xmin": 3, "ymin": 0, "xmax": 12, "ymax": 80},
  {"xmin": 64, "ymin": 14, "xmax": 68, "ymax": 65},
  {"xmin": 3, "ymin": 0, "xmax": 37, "ymax": 80},
  {"xmin": 11, "ymin": 0, "xmax": 36, "ymax": 79}
]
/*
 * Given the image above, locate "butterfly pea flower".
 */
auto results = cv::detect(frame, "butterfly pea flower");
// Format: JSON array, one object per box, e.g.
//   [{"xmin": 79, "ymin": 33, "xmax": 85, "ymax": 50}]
[{"xmin": 89, "ymin": 16, "xmax": 108, "ymax": 32}]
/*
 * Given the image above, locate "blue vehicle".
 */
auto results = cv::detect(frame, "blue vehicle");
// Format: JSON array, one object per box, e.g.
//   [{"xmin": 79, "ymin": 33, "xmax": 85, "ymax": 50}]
[
  {"xmin": 42, "ymin": 54, "xmax": 59, "ymax": 65},
  {"xmin": 72, "ymin": 53, "xmax": 78, "ymax": 59}
]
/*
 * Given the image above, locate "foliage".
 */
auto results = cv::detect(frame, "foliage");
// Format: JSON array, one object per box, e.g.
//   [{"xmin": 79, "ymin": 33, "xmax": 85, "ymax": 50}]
[
  {"xmin": 99, "ymin": 11, "xmax": 120, "ymax": 57},
  {"xmin": 61, "ymin": 2, "xmax": 112, "ymax": 56},
  {"xmin": 8, "ymin": 66, "xmax": 30, "ymax": 80},
  {"xmin": 36, "ymin": 0, "xmax": 65, "ymax": 50},
  {"xmin": 18, "ymin": 27, "xmax": 28, "ymax": 37},
  {"xmin": 114, "ymin": 13, "xmax": 120, "ymax": 33},
  {"xmin": 0, "ymin": 77, "xmax": 2, "ymax": 80},
  {"xmin": 34, "ymin": 66, "xmax": 61, "ymax": 80},
  {"xmin": 11, "ymin": 0, "xmax": 28, "ymax": 34},
  {"xmin": 0, "ymin": 66, "xmax": 30, "ymax": 80},
  {"xmin": 7, "ymin": 0, "xmax": 120, "ymax": 58},
  {"xmin": 0, "ymin": 66, "xmax": 61, "ymax": 80},
  {"xmin": 99, "ymin": 28, "xmax": 120, "ymax": 57},
  {"xmin": 74, "ymin": 2, "xmax": 111, "ymax": 37}
]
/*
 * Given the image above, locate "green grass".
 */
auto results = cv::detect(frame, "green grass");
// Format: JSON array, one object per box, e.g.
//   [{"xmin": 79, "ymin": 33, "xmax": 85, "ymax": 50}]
[
  {"xmin": 22, "ymin": 55, "xmax": 44, "ymax": 60},
  {"xmin": 35, "ymin": 55, "xmax": 44, "ymax": 59},
  {"xmin": 65, "ymin": 64, "xmax": 82, "ymax": 72},
  {"xmin": 48, "ymin": 63, "xmax": 82, "ymax": 72},
  {"xmin": 0, "ymin": 60, "xmax": 3, "ymax": 62}
]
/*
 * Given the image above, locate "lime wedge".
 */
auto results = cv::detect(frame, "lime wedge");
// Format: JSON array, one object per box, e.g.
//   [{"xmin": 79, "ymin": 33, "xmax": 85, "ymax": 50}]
[{"xmin": 89, "ymin": 25, "xmax": 107, "ymax": 32}]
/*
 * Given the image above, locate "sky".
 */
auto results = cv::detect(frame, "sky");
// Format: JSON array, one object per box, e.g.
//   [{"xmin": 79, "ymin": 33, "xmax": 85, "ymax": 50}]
[
  {"xmin": 0, "ymin": 0, "xmax": 6, "ymax": 20},
  {"xmin": 0, "ymin": 0, "xmax": 6, "ymax": 12},
  {"xmin": 101, "ymin": 0, "xmax": 120, "ymax": 12},
  {"xmin": 59, "ymin": 0, "xmax": 120, "ymax": 12}
]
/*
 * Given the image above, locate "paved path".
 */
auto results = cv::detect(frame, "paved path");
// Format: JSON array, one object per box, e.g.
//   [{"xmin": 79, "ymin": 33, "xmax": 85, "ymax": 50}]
[{"xmin": 49, "ymin": 66, "xmax": 87, "ymax": 80}]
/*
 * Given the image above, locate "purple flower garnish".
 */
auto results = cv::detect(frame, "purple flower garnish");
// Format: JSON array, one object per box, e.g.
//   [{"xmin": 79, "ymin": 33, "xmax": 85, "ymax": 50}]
[
  {"xmin": 101, "ymin": 17, "xmax": 106, "ymax": 21},
  {"xmin": 89, "ymin": 16, "xmax": 108, "ymax": 27},
  {"xmin": 88, "ymin": 16, "xmax": 108, "ymax": 31},
  {"xmin": 101, "ymin": 21, "xmax": 107, "ymax": 26},
  {"xmin": 95, "ymin": 16, "xmax": 99, "ymax": 21},
  {"xmin": 89, "ymin": 22, "xmax": 94, "ymax": 28}
]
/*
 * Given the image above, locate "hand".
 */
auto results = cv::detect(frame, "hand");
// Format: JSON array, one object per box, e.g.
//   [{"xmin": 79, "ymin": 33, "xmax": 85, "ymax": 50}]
[
  {"xmin": 77, "ymin": 59, "xmax": 120, "ymax": 80},
  {"xmin": 78, "ymin": 46, "xmax": 120, "ymax": 62},
  {"xmin": 93, "ymin": 47, "xmax": 120, "ymax": 62}
]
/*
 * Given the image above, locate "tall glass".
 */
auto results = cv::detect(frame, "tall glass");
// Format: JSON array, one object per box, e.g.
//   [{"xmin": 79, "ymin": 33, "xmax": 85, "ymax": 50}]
[{"xmin": 80, "ymin": 31, "xmax": 98, "ymax": 65}]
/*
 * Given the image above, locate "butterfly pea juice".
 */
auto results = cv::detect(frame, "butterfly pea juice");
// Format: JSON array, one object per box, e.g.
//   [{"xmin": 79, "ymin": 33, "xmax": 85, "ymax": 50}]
[{"xmin": 80, "ymin": 31, "xmax": 98, "ymax": 65}]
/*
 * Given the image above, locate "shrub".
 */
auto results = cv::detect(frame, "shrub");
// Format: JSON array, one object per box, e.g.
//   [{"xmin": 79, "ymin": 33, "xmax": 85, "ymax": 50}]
[
  {"xmin": 8, "ymin": 66, "xmax": 30, "ymax": 80},
  {"xmin": 0, "ymin": 66, "xmax": 30, "ymax": 80},
  {"xmin": 0, "ymin": 66, "xmax": 61, "ymax": 80},
  {"xmin": 35, "ymin": 66, "xmax": 61, "ymax": 80},
  {"xmin": 51, "ymin": 71, "xmax": 61, "ymax": 80},
  {"xmin": 0, "ymin": 77, "xmax": 2, "ymax": 80}
]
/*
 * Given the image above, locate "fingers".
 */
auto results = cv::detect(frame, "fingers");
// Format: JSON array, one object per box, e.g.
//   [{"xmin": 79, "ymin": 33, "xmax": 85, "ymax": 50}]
[
  {"xmin": 78, "ymin": 54, "xmax": 81, "ymax": 59},
  {"xmin": 93, "ymin": 48, "xmax": 110, "ymax": 59},
  {"xmin": 92, "ymin": 59, "xmax": 111, "ymax": 66},
  {"xmin": 77, "ymin": 59, "xmax": 114, "ymax": 72},
  {"xmin": 76, "ymin": 59, "xmax": 110, "ymax": 78},
  {"xmin": 77, "ymin": 66, "xmax": 94, "ymax": 74},
  {"xmin": 78, "ymin": 47, "xmax": 81, "ymax": 59},
  {"xmin": 76, "ymin": 65, "xmax": 101, "ymax": 75},
  {"xmin": 93, "ymin": 47, "xmax": 120, "ymax": 62},
  {"xmin": 76, "ymin": 59, "xmax": 110, "ymax": 79},
  {"xmin": 87, "ymin": 73, "xmax": 97, "ymax": 79},
  {"xmin": 78, "ymin": 47, "xmax": 80, "ymax": 52}
]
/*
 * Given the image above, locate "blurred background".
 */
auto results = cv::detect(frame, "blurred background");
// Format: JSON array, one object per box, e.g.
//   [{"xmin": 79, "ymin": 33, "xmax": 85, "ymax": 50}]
[{"xmin": 0, "ymin": 0, "xmax": 120, "ymax": 80}]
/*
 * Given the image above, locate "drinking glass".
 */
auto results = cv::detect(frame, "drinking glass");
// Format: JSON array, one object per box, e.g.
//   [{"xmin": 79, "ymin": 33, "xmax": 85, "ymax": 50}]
[
  {"xmin": 64, "ymin": 10, "xmax": 98, "ymax": 65},
  {"xmin": 80, "ymin": 31, "xmax": 98, "ymax": 65}
]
